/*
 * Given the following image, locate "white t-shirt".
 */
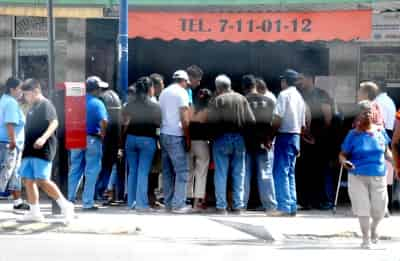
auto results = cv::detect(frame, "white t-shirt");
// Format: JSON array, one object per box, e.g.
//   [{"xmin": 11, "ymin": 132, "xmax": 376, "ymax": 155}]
[
  {"xmin": 375, "ymin": 92, "xmax": 396, "ymax": 131},
  {"xmin": 159, "ymin": 83, "xmax": 189, "ymax": 136},
  {"xmin": 273, "ymin": 86, "xmax": 306, "ymax": 134},
  {"xmin": 264, "ymin": 91, "xmax": 277, "ymax": 104}
]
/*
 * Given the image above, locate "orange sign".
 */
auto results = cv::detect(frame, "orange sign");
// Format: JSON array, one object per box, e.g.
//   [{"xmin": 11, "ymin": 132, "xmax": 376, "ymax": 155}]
[{"xmin": 129, "ymin": 10, "xmax": 371, "ymax": 42}]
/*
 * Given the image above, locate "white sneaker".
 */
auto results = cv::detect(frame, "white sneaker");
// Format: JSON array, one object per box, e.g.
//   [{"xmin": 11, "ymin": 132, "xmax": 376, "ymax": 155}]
[
  {"xmin": 361, "ymin": 239, "xmax": 371, "ymax": 249},
  {"xmin": 172, "ymin": 205, "xmax": 192, "ymax": 214},
  {"xmin": 17, "ymin": 211, "xmax": 45, "ymax": 223},
  {"xmin": 61, "ymin": 201, "xmax": 75, "ymax": 222}
]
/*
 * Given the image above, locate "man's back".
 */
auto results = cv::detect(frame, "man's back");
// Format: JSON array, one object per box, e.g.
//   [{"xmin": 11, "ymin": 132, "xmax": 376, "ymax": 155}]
[
  {"xmin": 245, "ymin": 93, "xmax": 275, "ymax": 150},
  {"xmin": 274, "ymin": 86, "xmax": 306, "ymax": 134},
  {"xmin": 375, "ymin": 92, "xmax": 396, "ymax": 131},
  {"xmin": 159, "ymin": 83, "xmax": 189, "ymax": 136}
]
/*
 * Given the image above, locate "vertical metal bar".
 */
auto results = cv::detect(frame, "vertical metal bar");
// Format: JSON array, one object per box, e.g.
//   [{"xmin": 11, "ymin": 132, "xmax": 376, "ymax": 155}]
[
  {"xmin": 48, "ymin": 0, "xmax": 55, "ymax": 99},
  {"xmin": 119, "ymin": 0, "xmax": 128, "ymax": 103},
  {"xmin": 47, "ymin": 0, "xmax": 59, "ymax": 214}
]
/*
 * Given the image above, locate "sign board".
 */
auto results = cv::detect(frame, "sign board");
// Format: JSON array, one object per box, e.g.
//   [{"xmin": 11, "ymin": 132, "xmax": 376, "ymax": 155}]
[
  {"xmin": 15, "ymin": 17, "xmax": 47, "ymax": 38},
  {"xmin": 128, "ymin": 10, "xmax": 371, "ymax": 42},
  {"xmin": 64, "ymin": 82, "xmax": 86, "ymax": 149},
  {"xmin": 371, "ymin": 13, "xmax": 400, "ymax": 42}
]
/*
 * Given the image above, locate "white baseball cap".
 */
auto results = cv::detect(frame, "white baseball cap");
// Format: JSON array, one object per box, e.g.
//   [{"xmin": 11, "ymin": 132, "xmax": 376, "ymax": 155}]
[{"xmin": 172, "ymin": 70, "xmax": 190, "ymax": 83}]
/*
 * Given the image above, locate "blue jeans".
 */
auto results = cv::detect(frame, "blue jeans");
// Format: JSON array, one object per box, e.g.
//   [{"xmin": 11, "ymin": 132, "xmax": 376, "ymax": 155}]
[
  {"xmin": 68, "ymin": 136, "xmax": 103, "ymax": 208},
  {"xmin": 126, "ymin": 135, "xmax": 157, "ymax": 209},
  {"xmin": 0, "ymin": 144, "xmax": 22, "ymax": 192},
  {"xmin": 160, "ymin": 134, "xmax": 189, "ymax": 209},
  {"xmin": 244, "ymin": 148, "xmax": 277, "ymax": 210},
  {"xmin": 212, "ymin": 133, "xmax": 246, "ymax": 210},
  {"xmin": 273, "ymin": 134, "xmax": 300, "ymax": 214}
]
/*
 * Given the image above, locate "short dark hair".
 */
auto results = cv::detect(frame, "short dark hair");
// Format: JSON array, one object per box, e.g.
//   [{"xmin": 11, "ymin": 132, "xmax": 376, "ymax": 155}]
[
  {"xmin": 21, "ymin": 78, "xmax": 41, "ymax": 91},
  {"xmin": 135, "ymin": 76, "xmax": 153, "ymax": 100},
  {"xmin": 186, "ymin": 65, "xmax": 203, "ymax": 79},
  {"xmin": 150, "ymin": 73, "xmax": 164, "ymax": 87},
  {"xmin": 360, "ymin": 81, "xmax": 379, "ymax": 100},
  {"xmin": 241, "ymin": 74, "xmax": 256, "ymax": 93},
  {"xmin": 4, "ymin": 77, "xmax": 22, "ymax": 94},
  {"xmin": 255, "ymin": 77, "xmax": 268, "ymax": 92}
]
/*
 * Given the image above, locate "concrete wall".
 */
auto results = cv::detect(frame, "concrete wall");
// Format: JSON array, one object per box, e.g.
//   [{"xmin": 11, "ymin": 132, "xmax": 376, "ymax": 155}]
[{"xmin": 0, "ymin": 16, "xmax": 13, "ymax": 83}]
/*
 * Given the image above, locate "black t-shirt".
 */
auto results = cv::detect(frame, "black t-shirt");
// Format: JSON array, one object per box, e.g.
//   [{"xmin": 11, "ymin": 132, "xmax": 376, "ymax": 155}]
[
  {"xmin": 244, "ymin": 93, "xmax": 275, "ymax": 151},
  {"xmin": 123, "ymin": 98, "xmax": 161, "ymax": 138},
  {"xmin": 301, "ymin": 88, "xmax": 334, "ymax": 139},
  {"xmin": 23, "ymin": 98, "xmax": 58, "ymax": 161}
]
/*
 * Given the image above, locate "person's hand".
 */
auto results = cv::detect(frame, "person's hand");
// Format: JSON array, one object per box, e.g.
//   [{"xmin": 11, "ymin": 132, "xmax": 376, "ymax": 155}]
[
  {"xmin": 117, "ymin": 149, "xmax": 124, "ymax": 159},
  {"xmin": 185, "ymin": 138, "xmax": 191, "ymax": 152},
  {"xmin": 33, "ymin": 137, "xmax": 46, "ymax": 149},
  {"xmin": 394, "ymin": 166, "xmax": 400, "ymax": 180},
  {"xmin": 342, "ymin": 160, "xmax": 355, "ymax": 170},
  {"xmin": 8, "ymin": 140, "xmax": 16, "ymax": 151}
]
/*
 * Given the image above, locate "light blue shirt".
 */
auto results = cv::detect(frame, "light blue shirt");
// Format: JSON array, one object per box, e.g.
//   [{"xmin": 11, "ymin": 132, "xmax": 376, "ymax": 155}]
[
  {"xmin": 86, "ymin": 94, "xmax": 108, "ymax": 135},
  {"xmin": 0, "ymin": 94, "xmax": 25, "ymax": 149},
  {"xmin": 187, "ymin": 88, "xmax": 193, "ymax": 105},
  {"xmin": 341, "ymin": 128, "xmax": 390, "ymax": 176}
]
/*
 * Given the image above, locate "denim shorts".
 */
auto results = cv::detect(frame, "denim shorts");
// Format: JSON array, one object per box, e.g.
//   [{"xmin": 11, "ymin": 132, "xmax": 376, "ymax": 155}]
[{"xmin": 20, "ymin": 157, "xmax": 53, "ymax": 180}]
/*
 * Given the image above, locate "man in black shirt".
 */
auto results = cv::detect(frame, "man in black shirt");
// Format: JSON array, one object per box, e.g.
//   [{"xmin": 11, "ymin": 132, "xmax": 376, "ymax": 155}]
[
  {"xmin": 18, "ymin": 79, "xmax": 74, "ymax": 222},
  {"xmin": 241, "ymin": 75, "xmax": 277, "ymax": 212},
  {"xmin": 296, "ymin": 72, "xmax": 335, "ymax": 210},
  {"xmin": 96, "ymin": 86, "xmax": 122, "ymax": 201}
]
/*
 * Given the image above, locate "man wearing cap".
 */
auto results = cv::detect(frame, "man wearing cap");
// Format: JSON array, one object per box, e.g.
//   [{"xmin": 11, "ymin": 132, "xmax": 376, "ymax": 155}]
[
  {"xmin": 207, "ymin": 74, "xmax": 255, "ymax": 215},
  {"xmin": 18, "ymin": 79, "xmax": 74, "ymax": 222},
  {"xmin": 159, "ymin": 70, "xmax": 192, "ymax": 213},
  {"xmin": 95, "ymin": 82, "xmax": 122, "ymax": 202},
  {"xmin": 270, "ymin": 69, "xmax": 306, "ymax": 217},
  {"xmin": 68, "ymin": 76, "xmax": 108, "ymax": 211}
]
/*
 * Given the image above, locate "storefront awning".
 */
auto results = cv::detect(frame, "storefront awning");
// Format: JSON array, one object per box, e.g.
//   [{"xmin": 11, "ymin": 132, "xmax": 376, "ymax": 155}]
[{"xmin": 128, "ymin": 9, "xmax": 372, "ymax": 42}]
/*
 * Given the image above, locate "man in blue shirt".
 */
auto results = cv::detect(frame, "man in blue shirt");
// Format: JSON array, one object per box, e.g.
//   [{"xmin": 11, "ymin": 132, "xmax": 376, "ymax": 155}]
[
  {"xmin": 0, "ymin": 77, "xmax": 29, "ymax": 211},
  {"xmin": 68, "ymin": 76, "xmax": 108, "ymax": 210}
]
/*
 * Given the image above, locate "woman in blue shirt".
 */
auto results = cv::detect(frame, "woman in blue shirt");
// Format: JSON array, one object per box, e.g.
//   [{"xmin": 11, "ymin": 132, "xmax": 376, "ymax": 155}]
[{"xmin": 339, "ymin": 100, "xmax": 392, "ymax": 249}]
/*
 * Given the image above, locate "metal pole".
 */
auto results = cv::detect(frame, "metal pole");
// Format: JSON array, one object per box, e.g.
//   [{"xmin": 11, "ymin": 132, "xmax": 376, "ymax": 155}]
[
  {"xmin": 48, "ymin": 0, "xmax": 55, "ymax": 100},
  {"xmin": 119, "ymin": 0, "xmax": 128, "ymax": 103},
  {"xmin": 47, "ymin": 0, "xmax": 59, "ymax": 214}
]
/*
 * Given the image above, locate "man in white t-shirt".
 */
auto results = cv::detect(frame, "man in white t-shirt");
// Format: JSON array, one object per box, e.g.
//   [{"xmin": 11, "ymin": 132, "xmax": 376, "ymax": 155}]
[
  {"xmin": 159, "ymin": 70, "xmax": 191, "ymax": 214},
  {"xmin": 374, "ymin": 85, "xmax": 396, "ymax": 137},
  {"xmin": 270, "ymin": 69, "xmax": 306, "ymax": 217},
  {"xmin": 373, "ymin": 81, "xmax": 396, "ymax": 213}
]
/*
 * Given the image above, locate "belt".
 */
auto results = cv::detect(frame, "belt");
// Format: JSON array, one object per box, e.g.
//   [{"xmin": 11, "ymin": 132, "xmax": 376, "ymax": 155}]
[
  {"xmin": 88, "ymin": 134, "xmax": 101, "ymax": 138},
  {"xmin": 278, "ymin": 132, "xmax": 301, "ymax": 136}
]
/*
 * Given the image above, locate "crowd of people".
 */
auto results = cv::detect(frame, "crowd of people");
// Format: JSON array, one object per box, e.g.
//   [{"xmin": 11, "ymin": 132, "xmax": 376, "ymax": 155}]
[{"xmin": 1, "ymin": 65, "xmax": 400, "ymax": 248}]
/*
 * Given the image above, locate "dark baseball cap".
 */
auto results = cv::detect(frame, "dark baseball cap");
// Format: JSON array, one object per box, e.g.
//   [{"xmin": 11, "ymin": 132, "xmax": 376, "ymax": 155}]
[
  {"xmin": 279, "ymin": 69, "xmax": 300, "ymax": 81},
  {"xmin": 86, "ymin": 76, "xmax": 109, "ymax": 91}
]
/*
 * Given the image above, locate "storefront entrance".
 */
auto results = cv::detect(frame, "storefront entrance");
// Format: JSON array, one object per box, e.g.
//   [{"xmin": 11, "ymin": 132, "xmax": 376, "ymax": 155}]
[{"xmin": 129, "ymin": 38, "xmax": 329, "ymax": 94}]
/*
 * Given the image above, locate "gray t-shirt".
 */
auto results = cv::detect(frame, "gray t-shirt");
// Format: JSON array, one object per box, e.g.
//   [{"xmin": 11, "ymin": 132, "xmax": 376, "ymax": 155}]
[{"xmin": 159, "ymin": 83, "xmax": 189, "ymax": 136}]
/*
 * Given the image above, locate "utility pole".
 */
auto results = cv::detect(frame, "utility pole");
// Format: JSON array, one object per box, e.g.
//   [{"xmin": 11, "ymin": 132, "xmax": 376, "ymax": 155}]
[
  {"xmin": 48, "ymin": 0, "xmax": 61, "ymax": 215},
  {"xmin": 119, "ymin": 0, "xmax": 128, "ymax": 102}
]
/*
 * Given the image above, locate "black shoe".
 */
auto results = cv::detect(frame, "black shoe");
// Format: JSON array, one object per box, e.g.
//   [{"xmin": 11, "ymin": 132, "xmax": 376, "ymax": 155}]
[
  {"xmin": 298, "ymin": 204, "xmax": 312, "ymax": 211},
  {"xmin": 319, "ymin": 202, "xmax": 333, "ymax": 210},
  {"xmin": 290, "ymin": 211, "xmax": 297, "ymax": 217},
  {"xmin": 215, "ymin": 208, "xmax": 228, "ymax": 215},
  {"xmin": 231, "ymin": 208, "xmax": 245, "ymax": 215},
  {"xmin": 13, "ymin": 202, "xmax": 30, "ymax": 211},
  {"xmin": 82, "ymin": 206, "xmax": 99, "ymax": 211}
]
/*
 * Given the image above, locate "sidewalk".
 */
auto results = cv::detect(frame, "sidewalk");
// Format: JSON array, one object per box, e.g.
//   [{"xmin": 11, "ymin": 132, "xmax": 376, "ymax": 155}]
[{"xmin": 0, "ymin": 201, "xmax": 399, "ymax": 243}]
